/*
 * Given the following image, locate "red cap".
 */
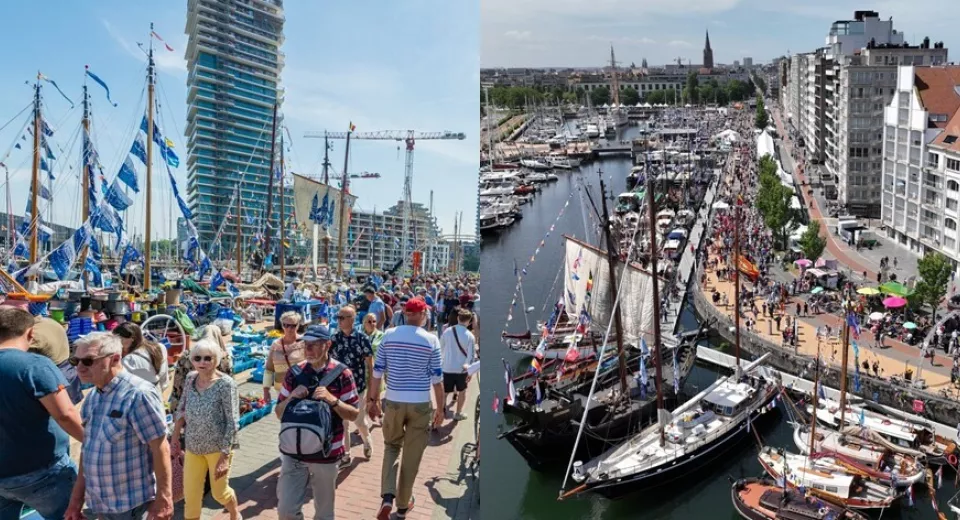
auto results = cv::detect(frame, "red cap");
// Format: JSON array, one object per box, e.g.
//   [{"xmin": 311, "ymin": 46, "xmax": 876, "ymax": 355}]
[{"xmin": 404, "ymin": 297, "xmax": 428, "ymax": 313}]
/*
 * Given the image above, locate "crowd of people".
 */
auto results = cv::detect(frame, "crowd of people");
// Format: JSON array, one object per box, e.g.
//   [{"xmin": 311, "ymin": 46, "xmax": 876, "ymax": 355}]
[{"xmin": 0, "ymin": 270, "xmax": 480, "ymax": 520}]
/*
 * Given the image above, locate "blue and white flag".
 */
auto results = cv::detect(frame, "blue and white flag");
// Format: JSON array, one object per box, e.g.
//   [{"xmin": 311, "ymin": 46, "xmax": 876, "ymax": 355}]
[
  {"xmin": 130, "ymin": 134, "xmax": 147, "ymax": 165},
  {"xmin": 85, "ymin": 68, "xmax": 118, "ymax": 107},
  {"xmin": 105, "ymin": 179, "xmax": 133, "ymax": 211},
  {"xmin": 117, "ymin": 157, "xmax": 139, "ymax": 193},
  {"xmin": 84, "ymin": 257, "xmax": 102, "ymax": 287}
]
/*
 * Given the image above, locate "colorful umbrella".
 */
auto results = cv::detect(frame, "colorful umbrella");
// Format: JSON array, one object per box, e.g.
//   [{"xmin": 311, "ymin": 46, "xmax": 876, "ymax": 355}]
[
  {"xmin": 795, "ymin": 258, "xmax": 813, "ymax": 267},
  {"xmin": 810, "ymin": 286, "xmax": 824, "ymax": 294},
  {"xmin": 869, "ymin": 312, "xmax": 885, "ymax": 321},
  {"xmin": 903, "ymin": 322, "xmax": 917, "ymax": 330},
  {"xmin": 879, "ymin": 281, "xmax": 912, "ymax": 297},
  {"xmin": 857, "ymin": 287, "xmax": 881, "ymax": 295},
  {"xmin": 883, "ymin": 296, "xmax": 908, "ymax": 309}
]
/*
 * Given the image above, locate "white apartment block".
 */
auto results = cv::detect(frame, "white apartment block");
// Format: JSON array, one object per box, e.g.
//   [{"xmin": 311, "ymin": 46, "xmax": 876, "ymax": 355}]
[
  {"xmin": 881, "ymin": 65, "xmax": 960, "ymax": 269},
  {"xmin": 781, "ymin": 10, "xmax": 947, "ymax": 217}
]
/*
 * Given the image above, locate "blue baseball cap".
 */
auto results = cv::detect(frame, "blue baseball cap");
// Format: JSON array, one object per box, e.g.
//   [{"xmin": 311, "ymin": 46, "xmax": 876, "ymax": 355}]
[{"xmin": 302, "ymin": 324, "xmax": 332, "ymax": 342}]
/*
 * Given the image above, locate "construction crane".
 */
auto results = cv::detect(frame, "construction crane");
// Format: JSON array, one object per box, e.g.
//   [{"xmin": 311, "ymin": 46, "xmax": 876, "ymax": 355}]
[{"xmin": 304, "ymin": 129, "xmax": 465, "ymax": 273}]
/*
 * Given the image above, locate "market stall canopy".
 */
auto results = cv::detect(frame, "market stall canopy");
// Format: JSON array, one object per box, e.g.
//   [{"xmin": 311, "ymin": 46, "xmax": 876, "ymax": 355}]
[
  {"xmin": 712, "ymin": 201, "xmax": 730, "ymax": 210},
  {"xmin": 869, "ymin": 311, "xmax": 885, "ymax": 321},
  {"xmin": 811, "ymin": 286, "xmax": 824, "ymax": 294},
  {"xmin": 883, "ymin": 296, "xmax": 908, "ymax": 309},
  {"xmin": 903, "ymin": 322, "xmax": 917, "ymax": 330},
  {"xmin": 857, "ymin": 287, "xmax": 881, "ymax": 295},
  {"xmin": 795, "ymin": 258, "xmax": 813, "ymax": 267},
  {"xmin": 879, "ymin": 281, "xmax": 912, "ymax": 297}
]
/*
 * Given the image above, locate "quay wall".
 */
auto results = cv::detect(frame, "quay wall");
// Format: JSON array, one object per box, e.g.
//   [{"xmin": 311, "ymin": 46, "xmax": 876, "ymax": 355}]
[{"xmin": 689, "ymin": 268, "xmax": 960, "ymax": 427}]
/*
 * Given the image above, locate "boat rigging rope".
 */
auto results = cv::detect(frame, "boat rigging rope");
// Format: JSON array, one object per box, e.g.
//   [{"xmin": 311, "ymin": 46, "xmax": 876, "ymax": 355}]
[{"xmin": 559, "ymin": 181, "xmax": 645, "ymax": 498}]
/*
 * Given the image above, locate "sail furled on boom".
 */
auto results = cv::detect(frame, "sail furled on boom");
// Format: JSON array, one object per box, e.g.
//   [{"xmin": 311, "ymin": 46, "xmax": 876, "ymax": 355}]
[{"xmin": 563, "ymin": 235, "xmax": 657, "ymax": 347}]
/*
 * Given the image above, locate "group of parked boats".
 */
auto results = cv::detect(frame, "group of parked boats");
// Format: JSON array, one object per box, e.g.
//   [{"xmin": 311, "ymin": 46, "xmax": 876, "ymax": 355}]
[{"xmin": 494, "ymin": 104, "xmax": 960, "ymax": 518}]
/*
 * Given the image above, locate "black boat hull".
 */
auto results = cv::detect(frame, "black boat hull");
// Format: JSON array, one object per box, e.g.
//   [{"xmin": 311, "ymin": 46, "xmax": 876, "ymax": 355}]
[{"xmin": 583, "ymin": 386, "xmax": 781, "ymax": 499}]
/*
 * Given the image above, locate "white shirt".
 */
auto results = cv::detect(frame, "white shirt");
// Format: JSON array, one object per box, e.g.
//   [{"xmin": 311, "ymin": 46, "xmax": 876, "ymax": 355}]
[
  {"xmin": 122, "ymin": 349, "xmax": 170, "ymax": 392},
  {"xmin": 439, "ymin": 325, "xmax": 476, "ymax": 374}
]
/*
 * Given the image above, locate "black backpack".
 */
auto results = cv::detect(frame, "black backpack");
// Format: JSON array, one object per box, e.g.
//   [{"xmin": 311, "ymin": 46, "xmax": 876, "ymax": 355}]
[{"xmin": 278, "ymin": 363, "xmax": 346, "ymax": 460}]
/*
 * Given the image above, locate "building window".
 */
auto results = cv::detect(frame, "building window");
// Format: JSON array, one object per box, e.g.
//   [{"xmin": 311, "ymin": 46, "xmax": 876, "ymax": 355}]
[
  {"xmin": 948, "ymin": 218, "xmax": 958, "ymax": 231},
  {"xmin": 929, "ymin": 152, "xmax": 941, "ymax": 168},
  {"xmin": 948, "ymin": 198, "xmax": 959, "ymax": 211},
  {"xmin": 948, "ymin": 158, "xmax": 960, "ymax": 172}
]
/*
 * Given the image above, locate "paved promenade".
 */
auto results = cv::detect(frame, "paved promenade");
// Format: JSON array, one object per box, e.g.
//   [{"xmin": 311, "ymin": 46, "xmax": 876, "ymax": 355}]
[{"xmin": 172, "ymin": 372, "xmax": 480, "ymax": 520}]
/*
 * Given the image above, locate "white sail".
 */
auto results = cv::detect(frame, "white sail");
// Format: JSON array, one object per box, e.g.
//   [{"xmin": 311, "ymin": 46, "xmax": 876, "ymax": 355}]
[{"xmin": 563, "ymin": 236, "xmax": 657, "ymax": 347}]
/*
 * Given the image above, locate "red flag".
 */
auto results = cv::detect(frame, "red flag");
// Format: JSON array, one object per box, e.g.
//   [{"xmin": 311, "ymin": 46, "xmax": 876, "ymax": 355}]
[{"xmin": 151, "ymin": 31, "xmax": 175, "ymax": 52}]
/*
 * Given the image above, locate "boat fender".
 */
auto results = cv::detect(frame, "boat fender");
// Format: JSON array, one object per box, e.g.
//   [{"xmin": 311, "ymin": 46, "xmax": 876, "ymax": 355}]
[{"xmin": 949, "ymin": 453, "xmax": 958, "ymax": 467}]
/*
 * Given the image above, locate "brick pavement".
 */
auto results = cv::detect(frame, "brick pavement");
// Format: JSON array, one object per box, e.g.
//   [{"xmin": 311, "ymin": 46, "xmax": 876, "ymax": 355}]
[{"xmin": 173, "ymin": 374, "xmax": 479, "ymax": 520}]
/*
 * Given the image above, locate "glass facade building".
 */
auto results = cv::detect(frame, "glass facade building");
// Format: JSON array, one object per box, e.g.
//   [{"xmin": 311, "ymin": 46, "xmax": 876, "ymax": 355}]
[{"xmin": 184, "ymin": 0, "xmax": 290, "ymax": 260}]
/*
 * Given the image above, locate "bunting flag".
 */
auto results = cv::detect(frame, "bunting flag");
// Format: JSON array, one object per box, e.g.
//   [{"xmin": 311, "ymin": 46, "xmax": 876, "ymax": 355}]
[
  {"xmin": 130, "ymin": 134, "xmax": 147, "ymax": 164},
  {"xmin": 49, "ymin": 240, "xmax": 77, "ymax": 280},
  {"xmin": 847, "ymin": 312, "xmax": 861, "ymax": 339},
  {"xmin": 105, "ymin": 179, "xmax": 133, "ymax": 211},
  {"xmin": 151, "ymin": 30, "xmax": 175, "ymax": 52},
  {"xmin": 38, "ymin": 74, "xmax": 74, "ymax": 108},
  {"xmin": 576, "ymin": 308, "xmax": 591, "ymax": 334},
  {"xmin": 117, "ymin": 157, "xmax": 139, "ymax": 193},
  {"xmin": 38, "ymin": 186, "xmax": 52, "ymax": 201},
  {"xmin": 84, "ymin": 257, "xmax": 102, "ymax": 287},
  {"xmin": 530, "ymin": 357, "xmax": 542, "ymax": 374},
  {"xmin": 672, "ymin": 346, "xmax": 680, "ymax": 394},
  {"xmin": 40, "ymin": 120, "xmax": 54, "ymax": 137},
  {"xmin": 119, "ymin": 244, "xmax": 143, "ymax": 275},
  {"xmin": 501, "ymin": 193, "xmax": 574, "ymax": 336},
  {"xmin": 502, "ymin": 359, "xmax": 516, "ymax": 406},
  {"xmin": 85, "ymin": 67, "xmax": 118, "ymax": 107}
]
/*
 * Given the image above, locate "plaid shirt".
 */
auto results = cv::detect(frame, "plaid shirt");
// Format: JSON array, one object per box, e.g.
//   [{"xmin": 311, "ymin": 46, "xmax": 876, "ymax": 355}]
[{"xmin": 81, "ymin": 371, "xmax": 168, "ymax": 513}]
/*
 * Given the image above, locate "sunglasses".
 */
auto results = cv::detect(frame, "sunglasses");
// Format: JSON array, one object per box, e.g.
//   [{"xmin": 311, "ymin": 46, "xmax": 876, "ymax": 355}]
[
  {"xmin": 69, "ymin": 354, "xmax": 112, "ymax": 367},
  {"xmin": 282, "ymin": 323, "xmax": 299, "ymax": 328},
  {"xmin": 193, "ymin": 355, "xmax": 214, "ymax": 363},
  {"xmin": 337, "ymin": 314, "xmax": 352, "ymax": 320}
]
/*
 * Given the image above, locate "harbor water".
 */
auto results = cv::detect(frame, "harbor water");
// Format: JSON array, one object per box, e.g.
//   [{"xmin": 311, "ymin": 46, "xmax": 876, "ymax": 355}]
[{"xmin": 479, "ymin": 126, "xmax": 959, "ymax": 519}]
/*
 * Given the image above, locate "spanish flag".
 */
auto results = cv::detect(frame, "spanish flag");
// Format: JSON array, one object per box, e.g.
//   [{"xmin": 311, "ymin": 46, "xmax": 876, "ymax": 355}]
[{"xmin": 349, "ymin": 121, "xmax": 356, "ymax": 132}]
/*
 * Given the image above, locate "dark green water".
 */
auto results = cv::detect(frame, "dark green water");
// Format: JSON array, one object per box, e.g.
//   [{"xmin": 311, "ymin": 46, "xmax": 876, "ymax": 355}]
[{"xmin": 478, "ymin": 131, "xmax": 958, "ymax": 519}]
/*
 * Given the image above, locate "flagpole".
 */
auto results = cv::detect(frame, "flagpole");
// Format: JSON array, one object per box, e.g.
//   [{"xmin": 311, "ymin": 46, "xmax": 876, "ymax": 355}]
[
  {"xmin": 336, "ymin": 127, "xmax": 351, "ymax": 278},
  {"xmin": 28, "ymin": 76, "xmax": 41, "ymax": 276},
  {"xmin": 144, "ymin": 23, "xmax": 155, "ymax": 292},
  {"xmin": 838, "ymin": 304, "xmax": 851, "ymax": 433},
  {"xmin": 321, "ymin": 133, "xmax": 331, "ymax": 268}
]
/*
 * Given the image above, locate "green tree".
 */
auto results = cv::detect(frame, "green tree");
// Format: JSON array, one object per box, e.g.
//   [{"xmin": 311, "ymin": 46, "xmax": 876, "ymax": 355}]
[
  {"xmin": 686, "ymin": 71, "xmax": 700, "ymax": 105},
  {"xmin": 798, "ymin": 220, "xmax": 827, "ymax": 261},
  {"xmin": 915, "ymin": 251, "xmax": 953, "ymax": 319},
  {"xmin": 621, "ymin": 87, "xmax": 640, "ymax": 106},
  {"xmin": 562, "ymin": 91, "xmax": 579, "ymax": 104},
  {"xmin": 755, "ymin": 95, "xmax": 769, "ymax": 129},
  {"xmin": 645, "ymin": 90, "xmax": 665, "ymax": 104},
  {"xmin": 575, "ymin": 87, "xmax": 586, "ymax": 100},
  {"xmin": 589, "ymin": 86, "xmax": 611, "ymax": 106},
  {"xmin": 755, "ymin": 153, "xmax": 796, "ymax": 250}
]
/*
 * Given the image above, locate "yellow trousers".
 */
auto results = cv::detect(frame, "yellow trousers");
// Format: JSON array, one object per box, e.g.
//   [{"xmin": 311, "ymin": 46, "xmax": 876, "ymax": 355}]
[{"xmin": 184, "ymin": 450, "xmax": 236, "ymax": 520}]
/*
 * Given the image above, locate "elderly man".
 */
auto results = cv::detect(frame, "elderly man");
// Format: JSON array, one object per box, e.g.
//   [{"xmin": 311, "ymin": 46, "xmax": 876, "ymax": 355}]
[
  {"xmin": 368, "ymin": 298, "xmax": 444, "ymax": 520},
  {"xmin": 65, "ymin": 332, "xmax": 172, "ymax": 520},
  {"xmin": 275, "ymin": 325, "xmax": 360, "ymax": 520},
  {"xmin": 0, "ymin": 307, "xmax": 84, "ymax": 520},
  {"xmin": 330, "ymin": 305, "xmax": 373, "ymax": 465}
]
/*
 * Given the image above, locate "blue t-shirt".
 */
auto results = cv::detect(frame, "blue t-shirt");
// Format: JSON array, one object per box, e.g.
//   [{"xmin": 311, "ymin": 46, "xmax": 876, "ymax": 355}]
[
  {"xmin": 368, "ymin": 298, "xmax": 387, "ymax": 324},
  {"xmin": 0, "ymin": 349, "xmax": 69, "ymax": 478}
]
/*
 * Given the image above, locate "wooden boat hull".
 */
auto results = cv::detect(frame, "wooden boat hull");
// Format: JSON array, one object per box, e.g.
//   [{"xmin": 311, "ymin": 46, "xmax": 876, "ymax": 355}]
[{"xmin": 731, "ymin": 478, "xmax": 869, "ymax": 520}]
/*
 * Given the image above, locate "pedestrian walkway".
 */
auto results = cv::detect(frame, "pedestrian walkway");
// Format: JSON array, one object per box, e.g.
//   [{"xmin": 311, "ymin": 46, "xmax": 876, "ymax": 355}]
[{"xmin": 173, "ymin": 375, "xmax": 480, "ymax": 520}]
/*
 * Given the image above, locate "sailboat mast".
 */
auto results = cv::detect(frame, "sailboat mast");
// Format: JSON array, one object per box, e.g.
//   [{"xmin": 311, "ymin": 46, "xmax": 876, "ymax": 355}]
[
  {"xmin": 733, "ymin": 200, "xmax": 742, "ymax": 379},
  {"xmin": 279, "ymin": 132, "xmax": 285, "ymax": 279},
  {"xmin": 235, "ymin": 184, "xmax": 241, "ymax": 275},
  {"xmin": 322, "ymin": 133, "xmax": 331, "ymax": 266},
  {"xmin": 144, "ymin": 24, "xmax": 156, "ymax": 292},
  {"xmin": 29, "ymin": 78, "xmax": 41, "ymax": 273},
  {"xmin": 5, "ymin": 166, "xmax": 11, "ymax": 252},
  {"xmin": 838, "ymin": 307, "xmax": 851, "ymax": 430},
  {"xmin": 809, "ymin": 348, "xmax": 820, "ymax": 456},
  {"xmin": 336, "ymin": 130, "xmax": 351, "ymax": 278},
  {"xmin": 646, "ymin": 176, "xmax": 666, "ymax": 445},
  {"xmin": 263, "ymin": 103, "xmax": 278, "ymax": 271},
  {"xmin": 598, "ymin": 177, "xmax": 628, "ymax": 395},
  {"xmin": 79, "ymin": 82, "xmax": 90, "ymax": 288}
]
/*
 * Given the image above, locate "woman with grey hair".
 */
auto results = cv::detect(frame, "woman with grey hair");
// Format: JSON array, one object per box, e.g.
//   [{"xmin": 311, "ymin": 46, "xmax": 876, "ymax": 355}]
[
  {"xmin": 171, "ymin": 340, "xmax": 240, "ymax": 520},
  {"xmin": 263, "ymin": 310, "xmax": 305, "ymax": 402},
  {"xmin": 169, "ymin": 324, "xmax": 234, "ymax": 413}
]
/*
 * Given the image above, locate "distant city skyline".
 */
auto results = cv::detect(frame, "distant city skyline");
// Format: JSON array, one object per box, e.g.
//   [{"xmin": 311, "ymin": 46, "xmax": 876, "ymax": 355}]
[{"xmin": 481, "ymin": 0, "xmax": 960, "ymax": 68}]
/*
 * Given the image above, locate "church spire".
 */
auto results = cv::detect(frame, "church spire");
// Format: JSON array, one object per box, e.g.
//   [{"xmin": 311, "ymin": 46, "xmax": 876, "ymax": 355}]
[{"xmin": 703, "ymin": 29, "xmax": 714, "ymax": 69}]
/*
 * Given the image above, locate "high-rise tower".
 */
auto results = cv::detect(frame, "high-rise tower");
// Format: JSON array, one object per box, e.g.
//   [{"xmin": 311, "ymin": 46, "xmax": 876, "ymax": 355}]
[
  {"xmin": 703, "ymin": 30, "xmax": 714, "ymax": 69},
  {"xmin": 184, "ymin": 0, "xmax": 287, "ymax": 258}
]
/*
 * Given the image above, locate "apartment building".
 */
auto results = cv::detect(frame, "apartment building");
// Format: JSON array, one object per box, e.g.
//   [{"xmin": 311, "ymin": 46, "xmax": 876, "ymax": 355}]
[{"xmin": 881, "ymin": 65, "xmax": 960, "ymax": 268}]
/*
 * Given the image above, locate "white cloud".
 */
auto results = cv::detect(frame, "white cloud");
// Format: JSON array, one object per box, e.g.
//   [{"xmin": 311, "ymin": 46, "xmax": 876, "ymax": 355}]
[
  {"xmin": 668, "ymin": 40, "xmax": 693, "ymax": 48},
  {"xmin": 101, "ymin": 19, "xmax": 186, "ymax": 76},
  {"xmin": 504, "ymin": 30, "xmax": 533, "ymax": 41}
]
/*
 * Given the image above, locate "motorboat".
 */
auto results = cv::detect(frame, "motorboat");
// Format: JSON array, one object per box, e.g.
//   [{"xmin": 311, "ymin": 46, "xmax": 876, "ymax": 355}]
[
  {"xmin": 585, "ymin": 124, "xmax": 600, "ymax": 138},
  {"xmin": 520, "ymin": 159, "xmax": 551, "ymax": 171}
]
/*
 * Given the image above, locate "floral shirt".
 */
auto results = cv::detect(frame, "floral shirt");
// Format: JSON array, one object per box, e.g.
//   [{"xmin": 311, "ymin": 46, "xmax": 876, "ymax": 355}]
[
  {"xmin": 331, "ymin": 330, "xmax": 373, "ymax": 395},
  {"xmin": 175, "ymin": 373, "xmax": 239, "ymax": 455}
]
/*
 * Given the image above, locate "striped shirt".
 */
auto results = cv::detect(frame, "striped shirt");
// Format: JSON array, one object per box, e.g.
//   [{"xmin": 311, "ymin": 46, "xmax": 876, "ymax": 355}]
[
  {"xmin": 80, "ymin": 371, "xmax": 168, "ymax": 514},
  {"xmin": 373, "ymin": 325, "xmax": 443, "ymax": 403},
  {"xmin": 278, "ymin": 359, "xmax": 359, "ymax": 464}
]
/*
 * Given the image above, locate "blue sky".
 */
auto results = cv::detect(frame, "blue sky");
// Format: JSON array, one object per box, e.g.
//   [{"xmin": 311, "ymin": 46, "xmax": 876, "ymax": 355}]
[
  {"xmin": 482, "ymin": 0, "xmax": 960, "ymax": 67},
  {"xmin": 0, "ymin": 0, "xmax": 478, "ymax": 241}
]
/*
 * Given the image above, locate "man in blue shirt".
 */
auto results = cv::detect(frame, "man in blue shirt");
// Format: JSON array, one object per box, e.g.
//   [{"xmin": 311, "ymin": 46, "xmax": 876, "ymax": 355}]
[
  {"xmin": 0, "ymin": 307, "xmax": 84, "ymax": 520},
  {"xmin": 365, "ymin": 286, "xmax": 387, "ymax": 330}
]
